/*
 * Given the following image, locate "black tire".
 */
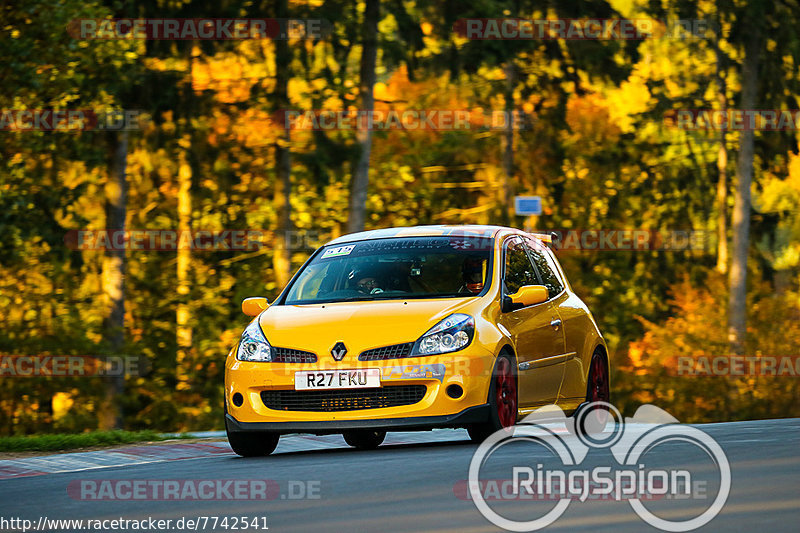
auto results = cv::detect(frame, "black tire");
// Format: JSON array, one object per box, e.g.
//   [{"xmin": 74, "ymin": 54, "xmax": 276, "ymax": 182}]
[
  {"xmin": 227, "ymin": 431, "xmax": 279, "ymax": 457},
  {"xmin": 467, "ymin": 352, "xmax": 518, "ymax": 443},
  {"xmin": 225, "ymin": 403, "xmax": 279, "ymax": 457},
  {"xmin": 343, "ymin": 430, "xmax": 386, "ymax": 450},
  {"xmin": 570, "ymin": 348, "xmax": 610, "ymax": 437}
]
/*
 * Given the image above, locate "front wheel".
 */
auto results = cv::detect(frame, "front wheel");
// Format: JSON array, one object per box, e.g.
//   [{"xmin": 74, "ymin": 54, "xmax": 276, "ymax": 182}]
[
  {"xmin": 467, "ymin": 352, "xmax": 518, "ymax": 443},
  {"xmin": 227, "ymin": 431, "xmax": 280, "ymax": 457},
  {"xmin": 343, "ymin": 430, "xmax": 386, "ymax": 450},
  {"xmin": 225, "ymin": 403, "xmax": 279, "ymax": 457}
]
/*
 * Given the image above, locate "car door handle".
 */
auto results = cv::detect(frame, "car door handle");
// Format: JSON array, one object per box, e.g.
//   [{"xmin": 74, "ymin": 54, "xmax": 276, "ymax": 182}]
[{"xmin": 550, "ymin": 318, "xmax": 562, "ymax": 329}]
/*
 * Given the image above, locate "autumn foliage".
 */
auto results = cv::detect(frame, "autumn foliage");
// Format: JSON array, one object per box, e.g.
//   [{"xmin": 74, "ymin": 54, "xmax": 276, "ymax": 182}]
[{"xmin": 1, "ymin": 0, "xmax": 799, "ymax": 434}]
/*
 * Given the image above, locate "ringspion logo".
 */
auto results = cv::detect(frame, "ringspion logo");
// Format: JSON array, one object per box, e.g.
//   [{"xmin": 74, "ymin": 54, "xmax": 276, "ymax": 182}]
[{"xmin": 468, "ymin": 403, "xmax": 730, "ymax": 531}]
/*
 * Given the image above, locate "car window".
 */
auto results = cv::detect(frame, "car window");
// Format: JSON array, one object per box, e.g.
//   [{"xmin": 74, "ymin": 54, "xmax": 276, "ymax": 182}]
[
  {"xmin": 524, "ymin": 238, "xmax": 565, "ymax": 298},
  {"xmin": 283, "ymin": 236, "xmax": 492, "ymax": 304},
  {"xmin": 503, "ymin": 238, "xmax": 536, "ymax": 294}
]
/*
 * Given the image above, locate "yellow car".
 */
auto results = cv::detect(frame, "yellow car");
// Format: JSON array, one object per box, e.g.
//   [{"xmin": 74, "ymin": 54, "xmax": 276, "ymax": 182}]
[{"xmin": 224, "ymin": 225, "xmax": 608, "ymax": 456}]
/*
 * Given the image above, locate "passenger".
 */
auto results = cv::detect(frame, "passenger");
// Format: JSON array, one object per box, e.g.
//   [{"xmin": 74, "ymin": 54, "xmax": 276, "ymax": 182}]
[{"xmin": 461, "ymin": 257, "xmax": 485, "ymax": 294}]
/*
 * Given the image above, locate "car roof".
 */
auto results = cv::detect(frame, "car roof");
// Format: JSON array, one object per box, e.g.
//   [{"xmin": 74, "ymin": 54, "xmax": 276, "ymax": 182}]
[{"xmin": 325, "ymin": 225, "xmax": 529, "ymax": 246}]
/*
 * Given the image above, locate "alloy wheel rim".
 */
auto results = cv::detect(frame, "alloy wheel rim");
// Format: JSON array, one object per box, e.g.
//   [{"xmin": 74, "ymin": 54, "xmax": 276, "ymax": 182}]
[
  {"xmin": 590, "ymin": 355, "xmax": 609, "ymax": 402},
  {"xmin": 495, "ymin": 358, "xmax": 517, "ymax": 428},
  {"xmin": 588, "ymin": 354, "xmax": 610, "ymax": 427}
]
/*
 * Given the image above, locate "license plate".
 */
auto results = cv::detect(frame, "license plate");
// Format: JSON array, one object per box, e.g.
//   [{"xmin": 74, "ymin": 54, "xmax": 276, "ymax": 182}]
[{"xmin": 294, "ymin": 369, "xmax": 381, "ymax": 390}]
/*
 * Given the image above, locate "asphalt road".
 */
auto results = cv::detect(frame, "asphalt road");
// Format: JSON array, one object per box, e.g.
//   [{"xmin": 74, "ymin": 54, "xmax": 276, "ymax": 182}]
[{"xmin": 0, "ymin": 418, "xmax": 798, "ymax": 532}]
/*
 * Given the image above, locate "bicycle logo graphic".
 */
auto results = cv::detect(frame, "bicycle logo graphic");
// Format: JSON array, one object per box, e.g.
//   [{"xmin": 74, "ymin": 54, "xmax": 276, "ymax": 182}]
[{"xmin": 468, "ymin": 402, "xmax": 731, "ymax": 532}]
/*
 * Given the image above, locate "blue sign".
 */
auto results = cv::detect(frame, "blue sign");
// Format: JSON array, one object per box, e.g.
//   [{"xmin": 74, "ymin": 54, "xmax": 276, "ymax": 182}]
[{"xmin": 514, "ymin": 196, "xmax": 542, "ymax": 216}]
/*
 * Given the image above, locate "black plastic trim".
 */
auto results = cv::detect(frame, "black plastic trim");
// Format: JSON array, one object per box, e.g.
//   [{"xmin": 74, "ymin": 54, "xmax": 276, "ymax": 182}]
[{"xmin": 225, "ymin": 404, "xmax": 490, "ymax": 435}]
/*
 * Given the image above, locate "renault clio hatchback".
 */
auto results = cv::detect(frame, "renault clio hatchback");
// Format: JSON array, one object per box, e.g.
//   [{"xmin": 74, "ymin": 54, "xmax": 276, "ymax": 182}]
[{"xmin": 224, "ymin": 225, "xmax": 609, "ymax": 456}]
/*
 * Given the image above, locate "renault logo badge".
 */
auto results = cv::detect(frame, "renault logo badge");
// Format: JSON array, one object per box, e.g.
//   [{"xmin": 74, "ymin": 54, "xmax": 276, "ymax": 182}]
[{"xmin": 331, "ymin": 341, "xmax": 347, "ymax": 361}]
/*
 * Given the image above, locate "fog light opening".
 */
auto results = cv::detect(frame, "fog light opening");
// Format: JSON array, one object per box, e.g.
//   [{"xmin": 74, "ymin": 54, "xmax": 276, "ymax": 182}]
[
  {"xmin": 232, "ymin": 392, "xmax": 244, "ymax": 407},
  {"xmin": 446, "ymin": 384, "xmax": 464, "ymax": 399}
]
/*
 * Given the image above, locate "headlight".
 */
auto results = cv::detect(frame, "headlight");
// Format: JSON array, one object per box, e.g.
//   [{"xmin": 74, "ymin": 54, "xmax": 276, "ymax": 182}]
[
  {"xmin": 236, "ymin": 320, "xmax": 272, "ymax": 362},
  {"xmin": 412, "ymin": 314, "xmax": 475, "ymax": 356}
]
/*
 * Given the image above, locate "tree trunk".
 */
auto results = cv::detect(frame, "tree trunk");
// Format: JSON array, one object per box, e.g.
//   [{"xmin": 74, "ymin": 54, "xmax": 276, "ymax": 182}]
[
  {"xmin": 502, "ymin": 61, "xmax": 516, "ymax": 225},
  {"xmin": 99, "ymin": 131, "xmax": 128, "ymax": 430},
  {"xmin": 272, "ymin": 0, "xmax": 293, "ymax": 288},
  {"xmin": 176, "ymin": 146, "xmax": 192, "ymax": 391},
  {"xmin": 728, "ymin": 29, "xmax": 761, "ymax": 355},
  {"xmin": 347, "ymin": 0, "xmax": 379, "ymax": 234},
  {"xmin": 714, "ymin": 31, "xmax": 729, "ymax": 274}
]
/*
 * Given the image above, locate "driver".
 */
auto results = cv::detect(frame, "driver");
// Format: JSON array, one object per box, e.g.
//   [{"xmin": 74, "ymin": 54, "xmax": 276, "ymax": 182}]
[
  {"xmin": 356, "ymin": 276, "xmax": 381, "ymax": 294},
  {"xmin": 349, "ymin": 268, "xmax": 384, "ymax": 294},
  {"xmin": 460, "ymin": 257, "xmax": 485, "ymax": 294}
]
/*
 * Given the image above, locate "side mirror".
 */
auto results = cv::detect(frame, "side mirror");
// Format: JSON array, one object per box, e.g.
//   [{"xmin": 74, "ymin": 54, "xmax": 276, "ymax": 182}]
[
  {"xmin": 242, "ymin": 297, "xmax": 269, "ymax": 316},
  {"xmin": 510, "ymin": 285, "xmax": 549, "ymax": 308}
]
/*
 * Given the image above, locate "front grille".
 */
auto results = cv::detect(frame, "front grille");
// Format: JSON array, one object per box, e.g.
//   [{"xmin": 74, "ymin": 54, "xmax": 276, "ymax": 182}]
[
  {"xmin": 260, "ymin": 385, "xmax": 426, "ymax": 412},
  {"xmin": 359, "ymin": 342, "xmax": 414, "ymax": 361},
  {"xmin": 272, "ymin": 347, "xmax": 317, "ymax": 363}
]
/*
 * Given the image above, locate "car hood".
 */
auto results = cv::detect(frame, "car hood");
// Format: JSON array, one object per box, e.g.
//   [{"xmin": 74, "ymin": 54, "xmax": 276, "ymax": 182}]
[{"xmin": 258, "ymin": 298, "xmax": 476, "ymax": 357}]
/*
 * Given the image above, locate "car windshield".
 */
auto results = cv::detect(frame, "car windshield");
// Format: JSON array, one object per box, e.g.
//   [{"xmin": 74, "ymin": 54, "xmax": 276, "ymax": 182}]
[{"xmin": 283, "ymin": 236, "xmax": 493, "ymax": 304}]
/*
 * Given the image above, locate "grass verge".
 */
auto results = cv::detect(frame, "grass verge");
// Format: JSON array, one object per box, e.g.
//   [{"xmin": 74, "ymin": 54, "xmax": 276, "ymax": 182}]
[{"xmin": 0, "ymin": 430, "xmax": 191, "ymax": 453}]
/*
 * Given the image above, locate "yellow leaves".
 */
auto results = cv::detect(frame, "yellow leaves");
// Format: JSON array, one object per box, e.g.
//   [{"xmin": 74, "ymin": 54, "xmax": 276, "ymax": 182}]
[
  {"xmin": 477, "ymin": 65, "xmax": 506, "ymax": 82},
  {"xmin": 565, "ymin": 92, "xmax": 621, "ymax": 143},
  {"xmin": 297, "ymin": 211, "xmax": 313, "ymax": 226},
  {"xmin": 373, "ymin": 81, "xmax": 389, "ymax": 102},
  {"xmin": 606, "ymin": 74, "xmax": 652, "ymax": 133},
  {"xmin": 231, "ymin": 109, "xmax": 281, "ymax": 148},
  {"xmin": 757, "ymin": 175, "xmax": 798, "ymax": 213},
  {"xmin": 788, "ymin": 152, "xmax": 800, "ymax": 192},
  {"xmin": 310, "ymin": 77, "xmax": 328, "ymax": 92},
  {"xmin": 52, "ymin": 392, "xmax": 74, "ymax": 420},
  {"xmin": 191, "ymin": 51, "xmax": 266, "ymax": 103}
]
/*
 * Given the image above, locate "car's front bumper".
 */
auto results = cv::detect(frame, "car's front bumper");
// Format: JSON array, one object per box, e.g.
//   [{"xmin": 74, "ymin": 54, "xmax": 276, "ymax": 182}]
[{"xmin": 224, "ymin": 345, "xmax": 496, "ymax": 429}]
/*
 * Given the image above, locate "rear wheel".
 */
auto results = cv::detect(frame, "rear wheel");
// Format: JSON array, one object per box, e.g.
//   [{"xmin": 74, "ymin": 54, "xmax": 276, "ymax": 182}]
[
  {"xmin": 343, "ymin": 430, "xmax": 386, "ymax": 450},
  {"xmin": 587, "ymin": 349, "xmax": 610, "ymax": 404},
  {"xmin": 468, "ymin": 352, "xmax": 517, "ymax": 443},
  {"xmin": 571, "ymin": 349, "xmax": 610, "ymax": 436}
]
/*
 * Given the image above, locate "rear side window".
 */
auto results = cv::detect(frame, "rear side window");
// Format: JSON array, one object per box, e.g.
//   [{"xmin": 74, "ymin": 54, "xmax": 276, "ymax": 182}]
[
  {"xmin": 503, "ymin": 238, "xmax": 536, "ymax": 294},
  {"xmin": 524, "ymin": 238, "xmax": 565, "ymax": 298}
]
